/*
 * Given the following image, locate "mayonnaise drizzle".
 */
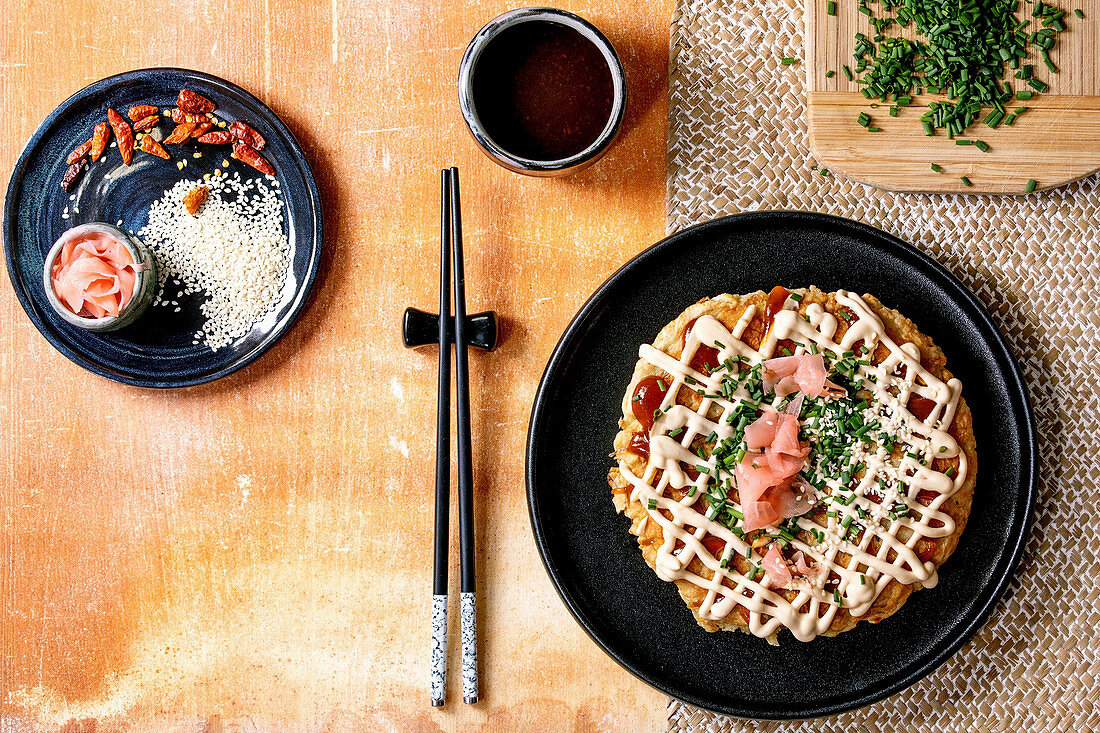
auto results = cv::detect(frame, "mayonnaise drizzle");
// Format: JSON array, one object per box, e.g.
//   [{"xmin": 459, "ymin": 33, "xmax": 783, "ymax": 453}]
[{"xmin": 617, "ymin": 291, "xmax": 967, "ymax": 641}]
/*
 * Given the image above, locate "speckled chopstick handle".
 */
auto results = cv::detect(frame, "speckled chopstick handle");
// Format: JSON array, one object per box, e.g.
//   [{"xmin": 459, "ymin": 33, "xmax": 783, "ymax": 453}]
[
  {"xmin": 430, "ymin": 594, "xmax": 447, "ymax": 706},
  {"xmin": 461, "ymin": 591, "xmax": 478, "ymax": 703}
]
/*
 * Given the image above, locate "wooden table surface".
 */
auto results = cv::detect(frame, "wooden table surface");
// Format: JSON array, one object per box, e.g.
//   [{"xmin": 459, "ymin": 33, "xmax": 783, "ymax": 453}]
[{"xmin": 0, "ymin": 1, "xmax": 672, "ymax": 730}]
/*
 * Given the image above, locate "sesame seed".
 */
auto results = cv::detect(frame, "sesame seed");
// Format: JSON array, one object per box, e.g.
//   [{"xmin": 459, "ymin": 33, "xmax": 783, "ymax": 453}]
[{"xmin": 138, "ymin": 173, "xmax": 289, "ymax": 351}]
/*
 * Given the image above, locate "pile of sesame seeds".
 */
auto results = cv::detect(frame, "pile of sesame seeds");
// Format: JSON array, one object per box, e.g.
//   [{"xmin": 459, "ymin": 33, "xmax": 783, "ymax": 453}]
[{"xmin": 138, "ymin": 171, "xmax": 289, "ymax": 350}]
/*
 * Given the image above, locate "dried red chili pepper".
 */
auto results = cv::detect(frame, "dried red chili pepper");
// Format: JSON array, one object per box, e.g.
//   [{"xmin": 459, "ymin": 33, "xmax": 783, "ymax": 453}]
[
  {"xmin": 229, "ymin": 121, "xmax": 265, "ymax": 151},
  {"xmin": 197, "ymin": 130, "xmax": 234, "ymax": 145},
  {"xmin": 107, "ymin": 109, "xmax": 133, "ymax": 165},
  {"xmin": 66, "ymin": 139, "xmax": 93, "ymax": 165},
  {"xmin": 89, "ymin": 123, "xmax": 110, "ymax": 162},
  {"xmin": 171, "ymin": 108, "xmax": 208, "ymax": 125},
  {"xmin": 60, "ymin": 160, "xmax": 87, "ymax": 192},
  {"xmin": 139, "ymin": 135, "xmax": 170, "ymax": 160},
  {"xmin": 183, "ymin": 185, "xmax": 209, "ymax": 215},
  {"xmin": 190, "ymin": 121, "xmax": 213, "ymax": 139},
  {"xmin": 177, "ymin": 89, "xmax": 215, "ymax": 114},
  {"xmin": 133, "ymin": 114, "xmax": 161, "ymax": 132},
  {"xmin": 128, "ymin": 105, "xmax": 158, "ymax": 121},
  {"xmin": 164, "ymin": 122, "xmax": 197, "ymax": 145},
  {"xmin": 232, "ymin": 140, "xmax": 275, "ymax": 176}
]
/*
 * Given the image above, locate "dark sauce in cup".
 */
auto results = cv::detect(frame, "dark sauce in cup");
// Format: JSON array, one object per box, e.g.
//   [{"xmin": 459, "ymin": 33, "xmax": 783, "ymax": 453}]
[{"xmin": 470, "ymin": 20, "xmax": 615, "ymax": 162}]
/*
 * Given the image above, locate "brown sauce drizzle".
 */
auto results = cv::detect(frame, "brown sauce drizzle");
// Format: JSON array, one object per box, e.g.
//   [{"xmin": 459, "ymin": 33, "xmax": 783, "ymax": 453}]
[
  {"xmin": 682, "ymin": 317, "xmax": 720, "ymax": 373},
  {"xmin": 628, "ymin": 375, "xmax": 670, "ymax": 457},
  {"xmin": 907, "ymin": 394, "xmax": 938, "ymax": 421},
  {"xmin": 630, "ymin": 375, "xmax": 669, "ymax": 433},
  {"xmin": 762, "ymin": 285, "xmax": 791, "ymax": 343},
  {"xmin": 702, "ymin": 535, "xmax": 727, "ymax": 558}
]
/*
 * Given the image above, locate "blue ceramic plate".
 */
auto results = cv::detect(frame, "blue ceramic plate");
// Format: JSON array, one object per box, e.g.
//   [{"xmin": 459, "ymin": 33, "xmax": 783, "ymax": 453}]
[
  {"xmin": 527, "ymin": 212, "xmax": 1036, "ymax": 719},
  {"xmin": 4, "ymin": 68, "xmax": 322, "ymax": 388}
]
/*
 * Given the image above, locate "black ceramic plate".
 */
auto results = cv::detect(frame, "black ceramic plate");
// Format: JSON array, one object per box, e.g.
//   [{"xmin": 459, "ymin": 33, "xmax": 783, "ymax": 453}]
[
  {"xmin": 526, "ymin": 212, "xmax": 1035, "ymax": 719},
  {"xmin": 3, "ymin": 68, "xmax": 322, "ymax": 388}
]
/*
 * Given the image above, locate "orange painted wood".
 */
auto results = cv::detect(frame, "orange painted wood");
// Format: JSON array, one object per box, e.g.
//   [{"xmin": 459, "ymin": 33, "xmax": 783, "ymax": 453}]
[
  {"xmin": 0, "ymin": 1, "xmax": 671, "ymax": 730},
  {"xmin": 805, "ymin": 0, "xmax": 1100, "ymax": 193}
]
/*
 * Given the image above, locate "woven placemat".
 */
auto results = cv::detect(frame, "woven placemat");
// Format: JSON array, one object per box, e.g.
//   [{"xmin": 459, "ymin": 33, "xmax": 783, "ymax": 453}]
[{"xmin": 664, "ymin": 0, "xmax": 1100, "ymax": 730}]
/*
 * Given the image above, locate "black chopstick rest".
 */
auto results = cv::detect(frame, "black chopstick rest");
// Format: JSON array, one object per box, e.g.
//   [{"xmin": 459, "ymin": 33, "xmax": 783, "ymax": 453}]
[
  {"xmin": 406, "ymin": 167, "xmax": 496, "ymax": 708},
  {"xmin": 401, "ymin": 308, "xmax": 499, "ymax": 352}
]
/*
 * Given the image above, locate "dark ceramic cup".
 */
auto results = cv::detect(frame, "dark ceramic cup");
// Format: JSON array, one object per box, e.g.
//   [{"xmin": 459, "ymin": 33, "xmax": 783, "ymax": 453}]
[{"xmin": 458, "ymin": 8, "xmax": 627, "ymax": 177}]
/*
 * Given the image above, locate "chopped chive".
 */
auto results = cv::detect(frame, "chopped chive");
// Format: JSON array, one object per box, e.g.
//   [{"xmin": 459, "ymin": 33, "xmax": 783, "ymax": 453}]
[
  {"xmin": 826, "ymin": 69, "xmax": 836, "ymax": 78},
  {"xmin": 647, "ymin": 499, "xmax": 657, "ymax": 510},
  {"xmin": 930, "ymin": 162, "xmax": 943, "ymax": 173},
  {"xmin": 1075, "ymin": 8, "xmax": 1084, "ymax": 18},
  {"xmin": 828, "ymin": 0, "xmax": 837, "ymax": 15},
  {"xmin": 1041, "ymin": 51, "xmax": 1058, "ymax": 74},
  {"xmin": 960, "ymin": 176, "xmax": 972, "ymax": 187},
  {"xmin": 1025, "ymin": 178, "xmax": 1038, "ymax": 193},
  {"xmin": 975, "ymin": 139, "xmax": 990, "ymax": 152},
  {"xmin": 1017, "ymin": 90, "xmax": 1033, "ymax": 100},
  {"xmin": 782, "ymin": 57, "xmax": 798, "ymax": 65},
  {"xmin": 843, "ymin": 65, "xmax": 853, "ymax": 81}
]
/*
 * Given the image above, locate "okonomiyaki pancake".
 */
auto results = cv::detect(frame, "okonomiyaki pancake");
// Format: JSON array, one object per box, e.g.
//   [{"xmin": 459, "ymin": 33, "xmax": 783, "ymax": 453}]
[{"xmin": 608, "ymin": 286, "xmax": 977, "ymax": 643}]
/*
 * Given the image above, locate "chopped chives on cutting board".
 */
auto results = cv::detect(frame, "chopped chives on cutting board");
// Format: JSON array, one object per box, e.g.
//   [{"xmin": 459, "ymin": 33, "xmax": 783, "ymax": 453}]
[{"xmin": 807, "ymin": 0, "xmax": 1096, "ymax": 193}]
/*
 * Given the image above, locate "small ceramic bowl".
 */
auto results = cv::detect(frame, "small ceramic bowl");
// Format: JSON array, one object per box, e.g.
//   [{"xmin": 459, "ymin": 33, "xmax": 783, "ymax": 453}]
[
  {"xmin": 43, "ymin": 222, "xmax": 156, "ymax": 332},
  {"xmin": 458, "ymin": 8, "xmax": 627, "ymax": 176}
]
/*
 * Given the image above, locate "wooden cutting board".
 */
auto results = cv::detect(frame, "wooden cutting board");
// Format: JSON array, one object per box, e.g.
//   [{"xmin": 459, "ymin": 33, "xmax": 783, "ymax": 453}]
[{"xmin": 806, "ymin": 0, "xmax": 1100, "ymax": 193}]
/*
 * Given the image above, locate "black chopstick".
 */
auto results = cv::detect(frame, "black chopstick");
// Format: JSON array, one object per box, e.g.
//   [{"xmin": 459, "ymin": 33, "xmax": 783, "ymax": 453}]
[
  {"xmin": 429, "ymin": 170, "xmax": 452, "ymax": 708},
  {"xmin": 448, "ymin": 167, "xmax": 479, "ymax": 704}
]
